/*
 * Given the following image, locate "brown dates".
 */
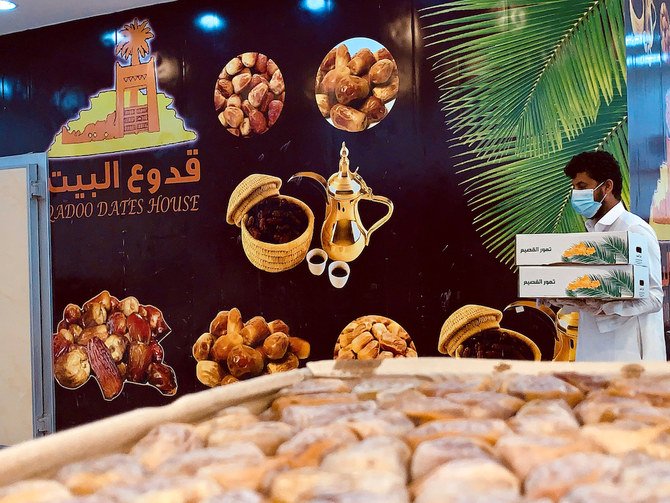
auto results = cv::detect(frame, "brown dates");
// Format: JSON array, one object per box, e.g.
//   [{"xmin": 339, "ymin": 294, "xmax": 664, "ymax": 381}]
[
  {"xmin": 458, "ymin": 330, "xmax": 534, "ymax": 360},
  {"xmin": 215, "ymin": 52, "xmax": 285, "ymax": 137},
  {"xmin": 53, "ymin": 291, "xmax": 177, "ymax": 399},
  {"xmin": 316, "ymin": 41, "xmax": 399, "ymax": 132},
  {"xmin": 334, "ymin": 315, "xmax": 417, "ymax": 360},
  {"xmin": 193, "ymin": 307, "xmax": 311, "ymax": 387}
]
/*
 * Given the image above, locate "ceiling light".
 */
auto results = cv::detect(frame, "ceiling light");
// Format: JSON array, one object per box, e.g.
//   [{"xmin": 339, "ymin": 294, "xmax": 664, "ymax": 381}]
[
  {"xmin": 300, "ymin": 0, "xmax": 333, "ymax": 13},
  {"xmin": 0, "ymin": 1, "xmax": 17, "ymax": 11},
  {"xmin": 196, "ymin": 13, "xmax": 226, "ymax": 32}
]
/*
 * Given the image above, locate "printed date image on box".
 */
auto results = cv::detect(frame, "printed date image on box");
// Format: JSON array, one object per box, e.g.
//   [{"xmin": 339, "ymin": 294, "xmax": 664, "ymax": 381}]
[
  {"xmin": 518, "ymin": 265, "xmax": 649, "ymax": 299},
  {"xmin": 515, "ymin": 231, "xmax": 648, "ymax": 266}
]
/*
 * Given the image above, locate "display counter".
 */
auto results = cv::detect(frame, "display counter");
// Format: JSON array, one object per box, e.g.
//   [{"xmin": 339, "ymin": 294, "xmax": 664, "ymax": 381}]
[{"xmin": 3, "ymin": 358, "xmax": 670, "ymax": 501}]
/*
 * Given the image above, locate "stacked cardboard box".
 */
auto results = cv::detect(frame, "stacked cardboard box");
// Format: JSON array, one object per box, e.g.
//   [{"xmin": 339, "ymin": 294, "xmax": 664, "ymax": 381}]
[{"xmin": 516, "ymin": 231, "xmax": 649, "ymax": 299}]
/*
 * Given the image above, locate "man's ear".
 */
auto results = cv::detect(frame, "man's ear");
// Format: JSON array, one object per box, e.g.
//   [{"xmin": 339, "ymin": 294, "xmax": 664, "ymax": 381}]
[{"xmin": 604, "ymin": 179, "xmax": 614, "ymax": 194}]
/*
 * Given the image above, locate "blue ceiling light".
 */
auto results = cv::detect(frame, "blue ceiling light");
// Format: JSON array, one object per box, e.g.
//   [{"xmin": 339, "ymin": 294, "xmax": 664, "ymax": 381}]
[
  {"xmin": 196, "ymin": 13, "xmax": 226, "ymax": 32},
  {"xmin": 300, "ymin": 0, "xmax": 333, "ymax": 14},
  {"xmin": 101, "ymin": 31, "xmax": 119, "ymax": 47},
  {"xmin": 1, "ymin": 79, "xmax": 13, "ymax": 99},
  {"xmin": 0, "ymin": 1, "xmax": 17, "ymax": 11}
]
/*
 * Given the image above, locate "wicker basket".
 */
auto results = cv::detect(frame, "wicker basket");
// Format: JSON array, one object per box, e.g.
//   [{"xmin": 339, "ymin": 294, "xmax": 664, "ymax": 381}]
[
  {"xmin": 240, "ymin": 195, "xmax": 314, "ymax": 272},
  {"xmin": 454, "ymin": 328, "xmax": 541, "ymax": 361},
  {"xmin": 227, "ymin": 174, "xmax": 314, "ymax": 273},
  {"xmin": 438, "ymin": 304, "xmax": 503, "ymax": 356}
]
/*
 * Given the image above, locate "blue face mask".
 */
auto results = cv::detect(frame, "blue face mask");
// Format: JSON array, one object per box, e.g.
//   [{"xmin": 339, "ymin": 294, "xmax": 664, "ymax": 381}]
[{"xmin": 571, "ymin": 182, "xmax": 605, "ymax": 218}]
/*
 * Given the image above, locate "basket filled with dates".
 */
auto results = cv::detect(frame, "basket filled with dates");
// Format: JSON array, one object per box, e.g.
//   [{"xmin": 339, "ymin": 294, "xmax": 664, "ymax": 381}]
[
  {"xmin": 439, "ymin": 305, "xmax": 541, "ymax": 361},
  {"xmin": 192, "ymin": 307, "xmax": 311, "ymax": 387},
  {"xmin": 227, "ymin": 174, "xmax": 314, "ymax": 272},
  {"xmin": 53, "ymin": 291, "xmax": 177, "ymax": 400}
]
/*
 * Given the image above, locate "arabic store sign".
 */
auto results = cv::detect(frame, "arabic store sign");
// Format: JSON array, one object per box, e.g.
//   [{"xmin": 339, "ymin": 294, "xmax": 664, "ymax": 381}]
[
  {"xmin": 47, "ymin": 16, "xmax": 202, "ymax": 224},
  {"xmin": 49, "ymin": 151, "xmax": 201, "ymax": 222}
]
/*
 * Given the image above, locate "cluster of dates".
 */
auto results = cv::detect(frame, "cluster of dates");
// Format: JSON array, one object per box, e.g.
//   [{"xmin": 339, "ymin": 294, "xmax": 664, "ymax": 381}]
[
  {"xmin": 193, "ymin": 308, "xmax": 310, "ymax": 387},
  {"xmin": 215, "ymin": 52, "xmax": 285, "ymax": 137},
  {"xmin": 246, "ymin": 197, "xmax": 309, "ymax": 244},
  {"xmin": 334, "ymin": 315, "xmax": 418, "ymax": 360},
  {"xmin": 316, "ymin": 43, "xmax": 399, "ymax": 132},
  {"xmin": 459, "ymin": 330, "xmax": 536, "ymax": 360},
  {"xmin": 53, "ymin": 291, "xmax": 177, "ymax": 400}
]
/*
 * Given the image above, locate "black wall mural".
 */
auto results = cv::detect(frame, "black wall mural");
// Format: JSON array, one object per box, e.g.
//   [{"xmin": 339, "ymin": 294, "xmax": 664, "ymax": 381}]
[{"xmin": 0, "ymin": 0, "xmax": 520, "ymax": 429}]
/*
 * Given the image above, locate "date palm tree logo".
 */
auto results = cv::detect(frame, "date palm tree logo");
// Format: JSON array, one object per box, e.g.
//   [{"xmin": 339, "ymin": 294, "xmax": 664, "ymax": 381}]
[
  {"xmin": 59, "ymin": 18, "xmax": 160, "ymax": 144},
  {"xmin": 116, "ymin": 18, "xmax": 154, "ymax": 65},
  {"xmin": 49, "ymin": 17, "xmax": 196, "ymax": 157},
  {"xmin": 113, "ymin": 18, "xmax": 160, "ymax": 137}
]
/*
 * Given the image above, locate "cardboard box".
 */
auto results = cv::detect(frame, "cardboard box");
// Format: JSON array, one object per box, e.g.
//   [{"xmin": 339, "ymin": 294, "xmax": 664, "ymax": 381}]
[
  {"xmin": 516, "ymin": 231, "xmax": 648, "ymax": 266},
  {"xmin": 518, "ymin": 264, "xmax": 649, "ymax": 298}
]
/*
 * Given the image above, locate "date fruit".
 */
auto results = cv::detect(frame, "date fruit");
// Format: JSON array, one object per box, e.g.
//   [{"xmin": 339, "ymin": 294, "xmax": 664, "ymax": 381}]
[
  {"xmin": 54, "ymin": 291, "xmax": 176, "ymax": 400},
  {"xmin": 227, "ymin": 345, "xmax": 264, "ymax": 379},
  {"xmin": 127, "ymin": 342, "xmax": 154, "ymax": 383},
  {"xmin": 54, "ymin": 347, "xmax": 91, "ymax": 388},
  {"xmin": 335, "ymin": 315, "xmax": 417, "ymax": 360},
  {"xmin": 88, "ymin": 338, "xmax": 124, "ymax": 400},
  {"xmin": 194, "ymin": 307, "xmax": 311, "ymax": 386},
  {"xmin": 127, "ymin": 313, "xmax": 151, "ymax": 344},
  {"xmin": 147, "ymin": 363, "xmax": 177, "ymax": 395},
  {"xmin": 214, "ymin": 52, "xmax": 285, "ymax": 137},
  {"xmin": 315, "ymin": 41, "xmax": 398, "ymax": 131}
]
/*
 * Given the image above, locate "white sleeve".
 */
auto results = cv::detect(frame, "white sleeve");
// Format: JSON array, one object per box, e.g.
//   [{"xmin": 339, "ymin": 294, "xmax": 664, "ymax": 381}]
[{"xmin": 595, "ymin": 224, "xmax": 663, "ymax": 333}]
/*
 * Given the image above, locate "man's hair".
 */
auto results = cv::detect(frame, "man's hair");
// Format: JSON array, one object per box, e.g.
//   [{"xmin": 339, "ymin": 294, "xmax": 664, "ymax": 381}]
[{"xmin": 563, "ymin": 150, "xmax": 622, "ymax": 199}]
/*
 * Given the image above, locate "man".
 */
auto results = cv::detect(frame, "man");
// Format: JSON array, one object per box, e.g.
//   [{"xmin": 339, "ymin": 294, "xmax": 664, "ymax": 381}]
[{"xmin": 558, "ymin": 150, "xmax": 666, "ymax": 361}]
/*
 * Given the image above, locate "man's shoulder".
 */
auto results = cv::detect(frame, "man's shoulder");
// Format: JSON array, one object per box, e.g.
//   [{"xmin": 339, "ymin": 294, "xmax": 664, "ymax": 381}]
[
  {"xmin": 618, "ymin": 209, "xmax": 659, "ymax": 239},
  {"xmin": 619, "ymin": 208, "xmax": 651, "ymax": 227}
]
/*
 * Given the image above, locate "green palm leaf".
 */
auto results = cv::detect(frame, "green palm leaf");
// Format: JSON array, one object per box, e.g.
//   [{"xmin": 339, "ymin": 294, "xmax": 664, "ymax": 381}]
[
  {"xmin": 608, "ymin": 269, "xmax": 635, "ymax": 296},
  {"xmin": 420, "ymin": 0, "xmax": 628, "ymax": 266},
  {"xmin": 466, "ymin": 96, "xmax": 628, "ymax": 265},
  {"xmin": 601, "ymin": 236, "xmax": 630, "ymax": 262}
]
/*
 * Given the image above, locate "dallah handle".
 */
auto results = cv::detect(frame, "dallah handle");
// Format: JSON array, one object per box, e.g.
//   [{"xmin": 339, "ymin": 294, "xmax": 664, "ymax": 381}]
[{"xmin": 362, "ymin": 194, "xmax": 394, "ymax": 246}]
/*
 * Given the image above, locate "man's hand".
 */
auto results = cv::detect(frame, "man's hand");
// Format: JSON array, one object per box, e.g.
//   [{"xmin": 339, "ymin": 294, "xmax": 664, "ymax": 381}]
[
  {"xmin": 540, "ymin": 298, "xmax": 603, "ymax": 315},
  {"xmin": 583, "ymin": 299, "xmax": 605, "ymax": 315}
]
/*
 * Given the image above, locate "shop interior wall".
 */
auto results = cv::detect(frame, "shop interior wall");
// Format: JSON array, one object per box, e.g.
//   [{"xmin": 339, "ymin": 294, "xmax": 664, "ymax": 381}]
[
  {"xmin": 0, "ymin": 0, "xmax": 518, "ymax": 428},
  {"xmin": 624, "ymin": 0, "xmax": 670, "ymax": 329}
]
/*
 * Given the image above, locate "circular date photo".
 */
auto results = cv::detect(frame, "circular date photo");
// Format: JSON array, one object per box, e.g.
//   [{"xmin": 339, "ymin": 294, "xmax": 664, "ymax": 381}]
[
  {"xmin": 214, "ymin": 52, "xmax": 285, "ymax": 137},
  {"xmin": 315, "ymin": 37, "xmax": 398, "ymax": 132}
]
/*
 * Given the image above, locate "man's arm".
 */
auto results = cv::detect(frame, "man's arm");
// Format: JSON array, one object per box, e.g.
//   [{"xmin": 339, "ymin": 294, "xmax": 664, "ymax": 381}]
[{"xmin": 594, "ymin": 224, "xmax": 663, "ymax": 333}]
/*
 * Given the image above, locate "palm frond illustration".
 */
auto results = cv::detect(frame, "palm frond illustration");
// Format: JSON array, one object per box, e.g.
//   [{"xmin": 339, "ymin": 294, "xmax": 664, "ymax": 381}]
[
  {"xmin": 566, "ymin": 271, "xmax": 634, "ymax": 297},
  {"xmin": 601, "ymin": 236, "xmax": 630, "ymax": 262},
  {"xmin": 608, "ymin": 269, "xmax": 635, "ymax": 296},
  {"xmin": 561, "ymin": 240, "xmax": 618, "ymax": 264},
  {"xmin": 420, "ymin": 0, "xmax": 628, "ymax": 266}
]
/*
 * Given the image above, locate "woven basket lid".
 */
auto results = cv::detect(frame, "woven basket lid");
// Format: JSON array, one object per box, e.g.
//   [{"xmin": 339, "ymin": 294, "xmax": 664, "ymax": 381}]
[
  {"xmin": 438, "ymin": 304, "xmax": 503, "ymax": 356},
  {"xmin": 226, "ymin": 174, "xmax": 282, "ymax": 226}
]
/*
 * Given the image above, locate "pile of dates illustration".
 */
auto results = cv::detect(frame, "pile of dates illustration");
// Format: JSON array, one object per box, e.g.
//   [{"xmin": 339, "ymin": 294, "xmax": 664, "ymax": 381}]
[
  {"xmin": 193, "ymin": 307, "xmax": 310, "ymax": 387},
  {"xmin": 316, "ymin": 43, "xmax": 399, "ymax": 132},
  {"xmin": 53, "ymin": 291, "xmax": 177, "ymax": 400},
  {"xmin": 215, "ymin": 52, "xmax": 285, "ymax": 137}
]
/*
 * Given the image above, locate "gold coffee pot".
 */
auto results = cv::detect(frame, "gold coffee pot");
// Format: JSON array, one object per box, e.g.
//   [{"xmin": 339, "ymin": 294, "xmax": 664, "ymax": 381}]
[{"xmin": 289, "ymin": 142, "xmax": 394, "ymax": 262}]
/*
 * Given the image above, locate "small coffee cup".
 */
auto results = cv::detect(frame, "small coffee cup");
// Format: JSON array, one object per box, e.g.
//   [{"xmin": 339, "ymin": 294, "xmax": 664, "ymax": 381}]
[
  {"xmin": 307, "ymin": 248, "xmax": 328, "ymax": 276},
  {"xmin": 328, "ymin": 261, "xmax": 350, "ymax": 288}
]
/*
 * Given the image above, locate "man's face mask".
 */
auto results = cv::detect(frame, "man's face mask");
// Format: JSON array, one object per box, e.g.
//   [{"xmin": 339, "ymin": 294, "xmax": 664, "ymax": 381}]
[{"xmin": 571, "ymin": 181, "xmax": 605, "ymax": 218}]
